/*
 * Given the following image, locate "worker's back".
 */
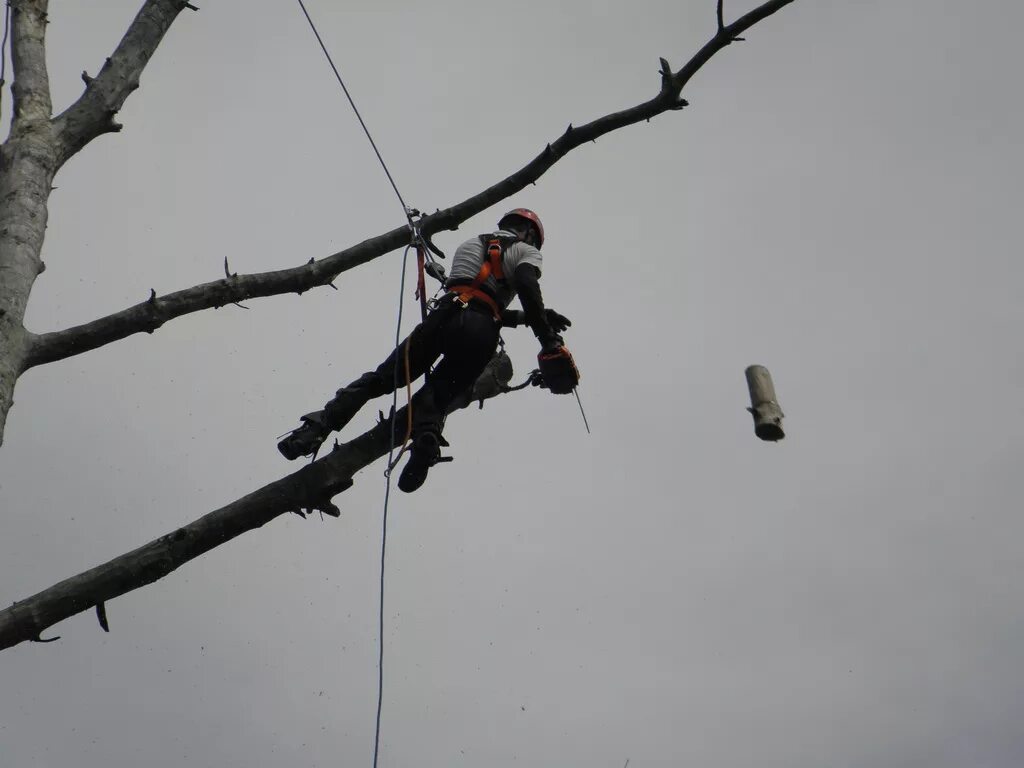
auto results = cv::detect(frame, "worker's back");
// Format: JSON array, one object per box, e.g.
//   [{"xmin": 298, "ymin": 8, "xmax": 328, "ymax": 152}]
[{"xmin": 446, "ymin": 230, "xmax": 544, "ymax": 309}]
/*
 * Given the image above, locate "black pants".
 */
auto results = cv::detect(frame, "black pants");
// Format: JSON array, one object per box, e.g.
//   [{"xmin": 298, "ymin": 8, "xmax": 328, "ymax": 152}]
[{"xmin": 355, "ymin": 298, "xmax": 500, "ymax": 436}]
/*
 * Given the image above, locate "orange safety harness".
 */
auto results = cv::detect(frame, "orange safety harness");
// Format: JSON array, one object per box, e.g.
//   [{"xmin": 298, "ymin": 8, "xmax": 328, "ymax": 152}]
[{"xmin": 446, "ymin": 236, "xmax": 506, "ymax": 320}]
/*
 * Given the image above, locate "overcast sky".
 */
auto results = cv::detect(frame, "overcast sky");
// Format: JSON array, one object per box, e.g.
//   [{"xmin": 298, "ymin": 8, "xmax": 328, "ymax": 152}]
[{"xmin": 2, "ymin": 1, "xmax": 1023, "ymax": 766}]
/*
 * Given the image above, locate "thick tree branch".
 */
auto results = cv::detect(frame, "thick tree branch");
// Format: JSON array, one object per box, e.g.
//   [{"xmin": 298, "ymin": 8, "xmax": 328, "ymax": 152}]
[
  {"xmin": 0, "ymin": 423, "xmax": 374, "ymax": 650},
  {"xmin": 0, "ymin": 405, "xmax": 407, "ymax": 651},
  {"xmin": 50, "ymin": 0, "xmax": 187, "ymax": 167},
  {"xmin": 8, "ymin": 0, "xmax": 52, "ymax": 132},
  {"xmin": 23, "ymin": 228, "xmax": 409, "ymax": 369},
  {"xmin": 0, "ymin": 354, "xmax": 525, "ymax": 652},
  {"xmin": 24, "ymin": 0, "xmax": 796, "ymax": 370}
]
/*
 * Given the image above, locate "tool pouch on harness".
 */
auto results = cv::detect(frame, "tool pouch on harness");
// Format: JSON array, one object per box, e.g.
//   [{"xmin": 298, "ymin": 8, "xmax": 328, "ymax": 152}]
[{"xmin": 537, "ymin": 346, "xmax": 580, "ymax": 394}]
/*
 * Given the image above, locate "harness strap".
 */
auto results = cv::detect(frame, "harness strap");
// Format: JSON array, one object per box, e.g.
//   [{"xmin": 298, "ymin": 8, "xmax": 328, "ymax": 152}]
[
  {"xmin": 485, "ymin": 237, "xmax": 505, "ymax": 281},
  {"xmin": 467, "ymin": 237, "xmax": 505, "ymax": 289},
  {"xmin": 448, "ymin": 285, "xmax": 502, "ymax": 321},
  {"xmin": 445, "ymin": 236, "xmax": 506, "ymax": 321},
  {"xmin": 414, "ymin": 242, "xmax": 428, "ymax": 322}
]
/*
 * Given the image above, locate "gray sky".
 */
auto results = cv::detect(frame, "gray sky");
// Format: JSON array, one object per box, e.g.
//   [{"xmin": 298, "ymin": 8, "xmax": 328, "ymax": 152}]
[{"xmin": 2, "ymin": 1, "xmax": 1023, "ymax": 766}]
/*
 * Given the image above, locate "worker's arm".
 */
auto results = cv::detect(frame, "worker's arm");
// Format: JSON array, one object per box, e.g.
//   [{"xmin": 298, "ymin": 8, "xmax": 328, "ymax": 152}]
[
  {"xmin": 501, "ymin": 307, "xmax": 571, "ymax": 332},
  {"xmin": 511, "ymin": 263, "xmax": 580, "ymax": 393},
  {"xmin": 509, "ymin": 263, "xmax": 571, "ymax": 348}
]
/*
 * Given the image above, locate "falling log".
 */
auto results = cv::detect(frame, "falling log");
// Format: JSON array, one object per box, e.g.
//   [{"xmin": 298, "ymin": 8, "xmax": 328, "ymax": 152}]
[{"xmin": 745, "ymin": 365, "xmax": 785, "ymax": 441}]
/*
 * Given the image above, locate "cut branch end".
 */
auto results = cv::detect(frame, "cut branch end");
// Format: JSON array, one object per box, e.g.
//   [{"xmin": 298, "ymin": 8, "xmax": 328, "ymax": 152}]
[{"xmin": 659, "ymin": 56, "xmax": 674, "ymax": 90}]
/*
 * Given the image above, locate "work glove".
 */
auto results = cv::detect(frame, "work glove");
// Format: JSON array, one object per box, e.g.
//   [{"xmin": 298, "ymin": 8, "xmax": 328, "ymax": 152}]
[
  {"xmin": 539, "ymin": 333, "xmax": 564, "ymax": 355},
  {"xmin": 545, "ymin": 309, "xmax": 572, "ymax": 334}
]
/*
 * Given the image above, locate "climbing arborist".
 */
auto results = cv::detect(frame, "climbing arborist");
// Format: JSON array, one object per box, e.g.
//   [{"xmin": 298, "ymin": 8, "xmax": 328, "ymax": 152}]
[{"xmin": 277, "ymin": 208, "xmax": 580, "ymax": 492}]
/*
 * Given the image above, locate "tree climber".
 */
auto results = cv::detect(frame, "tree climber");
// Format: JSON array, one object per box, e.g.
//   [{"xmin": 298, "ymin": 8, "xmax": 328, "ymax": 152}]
[{"xmin": 277, "ymin": 208, "xmax": 580, "ymax": 493}]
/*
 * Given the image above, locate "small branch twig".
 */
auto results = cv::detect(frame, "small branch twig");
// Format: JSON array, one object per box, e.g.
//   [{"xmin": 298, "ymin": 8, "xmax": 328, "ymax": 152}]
[{"xmin": 95, "ymin": 601, "xmax": 109, "ymax": 632}]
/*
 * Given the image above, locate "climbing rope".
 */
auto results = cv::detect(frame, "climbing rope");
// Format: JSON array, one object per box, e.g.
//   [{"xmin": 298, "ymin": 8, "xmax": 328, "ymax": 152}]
[
  {"xmin": 295, "ymin": 0, "xmax": 412, "ymax": 224},
  {"xmin": 375, "ymin": 242, "xmax": 413, "ymax": 768},
  {"xmin": 294, "ymin": 3, "xmax": 424, "ymax": 766}
]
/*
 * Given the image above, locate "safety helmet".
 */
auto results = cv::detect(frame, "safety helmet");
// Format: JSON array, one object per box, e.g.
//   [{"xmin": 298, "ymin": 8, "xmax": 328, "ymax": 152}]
[{"xmin": 498, "ymin": 208, "xmax": 545, "ymax": 249}]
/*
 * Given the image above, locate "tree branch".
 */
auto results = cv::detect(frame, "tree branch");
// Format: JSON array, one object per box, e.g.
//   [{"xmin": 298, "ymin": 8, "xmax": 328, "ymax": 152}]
[
  {"xmin": 0, "ymin": 410, "xmax": 387, "ymax": 651},
  {"xmin": 50, "ymin": 0, "xmax": 188, "ymax": 167},
  {"xmin": 24, "ymin": 0, "xmax": 797, "ymax": 370},
  {"xmin": 0, "ymin": 353, "xmax": 527, "ymax": 652},
  {"xmin": 23, "ymin": 228, "xmax": 410, "ymax": 368},
  {"xmin": 8, "ymin": 0, "xmax": 52, "ymax": 133}
]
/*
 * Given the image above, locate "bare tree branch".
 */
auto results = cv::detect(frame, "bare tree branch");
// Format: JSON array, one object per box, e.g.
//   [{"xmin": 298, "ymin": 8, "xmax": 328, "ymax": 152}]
[
  {"xmin": 0, "ymin": 410, "xmax": 389, "ymax": 651},
  {"xmin": 24, "ymin": 0, "xmax": 797, "ymax": 370},
  {"xmin": 24, "ymin": 228, "xmax": 409, "ymax": 369},
  {"xmin": 51, "ymin": 0, "xmax": 188, "ymax": 167},
  {"xmin": 0, "ymin": 352, "xmax": 527, "ymax": 652},
  {"xmin": 8, "ymin": 0, "xmax": 52, "ymax": 132}
]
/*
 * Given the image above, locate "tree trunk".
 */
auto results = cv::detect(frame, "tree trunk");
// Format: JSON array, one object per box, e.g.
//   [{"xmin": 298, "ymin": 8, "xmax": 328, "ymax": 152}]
[
  {"xmin": 0, "ymin": 156, "xmax": 53, "ymax": 442},
  {"xmin": 0, "ymin": 0, "xmax": 57, "ymax": 443}
]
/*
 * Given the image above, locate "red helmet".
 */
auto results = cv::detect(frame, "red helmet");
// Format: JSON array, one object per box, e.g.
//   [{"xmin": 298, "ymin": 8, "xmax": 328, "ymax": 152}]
[{"xmin": 498, "ymin": 208, "xmax": 545, "ymax": 249}]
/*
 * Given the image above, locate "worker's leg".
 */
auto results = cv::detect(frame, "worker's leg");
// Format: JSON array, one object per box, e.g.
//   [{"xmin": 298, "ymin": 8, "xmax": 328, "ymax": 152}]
[
  {"xmin": 321, "ymin": 320, "xmax": 443, "ymax": 427},
  {"xmin": 398, "ymin": 306, "xmax": 499, "ymax": 492},
  {"xmin": 278, "ymin": 308, "xmax": 448, "ymax": 460},
  {"xmin": 411, "ymin": 312, "xmax": 500, "ymax": 432}
]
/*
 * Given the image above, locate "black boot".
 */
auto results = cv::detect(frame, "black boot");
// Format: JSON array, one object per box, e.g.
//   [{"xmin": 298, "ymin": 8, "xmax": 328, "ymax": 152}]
[
  {"xmin": 398, "ymin": 431, "xmax": 445, "ymax": 493},
  {"xmin": 277, "ymin": 374, "xmax": 382, "ymax": 461},
  {"xmin": 277, "ymin": 411, "xmax": 332, "ymax": 460}
]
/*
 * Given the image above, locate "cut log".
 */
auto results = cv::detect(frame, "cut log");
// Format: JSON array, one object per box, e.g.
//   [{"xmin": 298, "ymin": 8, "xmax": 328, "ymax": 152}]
[{"xmin": 745, "ymin": 365, "xmax": 785, "ymax": 441}]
